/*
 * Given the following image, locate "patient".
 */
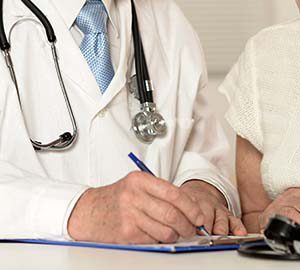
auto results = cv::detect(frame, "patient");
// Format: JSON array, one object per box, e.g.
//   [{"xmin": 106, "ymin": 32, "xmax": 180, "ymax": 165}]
[{"xmin": 219, "ymin": 0, "xmax": 300, "ymax": 232}]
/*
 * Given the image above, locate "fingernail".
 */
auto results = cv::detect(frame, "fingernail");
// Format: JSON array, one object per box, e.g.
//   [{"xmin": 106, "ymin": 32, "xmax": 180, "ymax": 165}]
[
  {"xmin": 236, "ymin": 229, "xmax": 247, "ymax": 236},
  {"xmin": 240, "ymin": 227, "xmax": 248, "ymax": 235},
  {"xmin": 186, "ymin": 228, "xmax": 197, "ymax": 239}
]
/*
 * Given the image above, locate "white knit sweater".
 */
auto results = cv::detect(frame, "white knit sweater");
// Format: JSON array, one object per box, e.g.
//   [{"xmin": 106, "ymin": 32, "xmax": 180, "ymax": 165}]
[{"xmin": 219, "ymin": 18, "xmax": 300, "ymax": 199}]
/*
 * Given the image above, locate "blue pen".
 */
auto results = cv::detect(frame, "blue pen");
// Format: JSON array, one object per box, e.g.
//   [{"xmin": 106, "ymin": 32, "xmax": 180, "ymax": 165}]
[
  {"xmin": 128, "ymin": 152, "xmax": 155, "ymax": 176},
  {"xmin": 128, "ymin": 152, "xmax": 211, "ymax": 240}
]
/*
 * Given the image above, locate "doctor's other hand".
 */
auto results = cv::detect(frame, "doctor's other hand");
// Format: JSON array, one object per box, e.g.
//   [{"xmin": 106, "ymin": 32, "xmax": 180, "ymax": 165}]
[
  {"xmin": 258, "ymin": 187, "xmax": 300, "ymax": 232},
  {"xmin": 67, "ymin": 172, "xmax": 205, "ymax": 244},
  {"xmin": 180, "ymin": 181, "xmax": 247, "ymax": 236}
]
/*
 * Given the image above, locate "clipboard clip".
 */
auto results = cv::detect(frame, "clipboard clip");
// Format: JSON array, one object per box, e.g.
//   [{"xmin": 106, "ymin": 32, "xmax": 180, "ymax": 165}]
[{"xmin": 197, "ymin": 235, "xmax": 264, "ymax": 247}]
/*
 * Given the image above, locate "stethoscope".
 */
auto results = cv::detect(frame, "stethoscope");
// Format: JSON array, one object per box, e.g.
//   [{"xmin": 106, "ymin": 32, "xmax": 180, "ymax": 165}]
[
  {"xmin": 238, "ymin": 215, "xmax": 300, "ymax": 260},
  {"xmin": 0, "ymin": 0, "xmax": 167, "ymax": 151}
]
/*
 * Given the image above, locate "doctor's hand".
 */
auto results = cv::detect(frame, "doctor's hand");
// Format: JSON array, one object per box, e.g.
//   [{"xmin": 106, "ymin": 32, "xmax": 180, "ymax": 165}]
[
  {"xmin": 258, "ymin": 187, "xmax": 300, "ymax": 232},
  {"xmin": 180, "ymin": 181, "xmax": 247, "ymax": 236},
  {"xmin": 68, "ymin": 172, "xmax": 205, "ymax": 244}
]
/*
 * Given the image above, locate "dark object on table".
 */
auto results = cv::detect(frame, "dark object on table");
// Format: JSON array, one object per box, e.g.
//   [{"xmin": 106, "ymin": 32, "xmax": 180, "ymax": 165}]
[{"xmin": 238, "ymin": 215, "xmax": 300, "ymax": 260}]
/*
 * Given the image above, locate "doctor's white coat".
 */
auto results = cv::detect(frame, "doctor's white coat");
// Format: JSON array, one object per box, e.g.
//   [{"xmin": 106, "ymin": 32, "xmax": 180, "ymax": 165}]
[{"xmin": 0, "ymin": 0, "xmax": 240, "ymax": 240}]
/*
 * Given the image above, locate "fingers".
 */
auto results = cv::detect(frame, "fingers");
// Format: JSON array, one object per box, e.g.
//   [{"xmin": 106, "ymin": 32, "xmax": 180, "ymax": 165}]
[
  {"xmin": 125, "ymin": 172, "xmax": 247, "ymax": 240},
  {"xmin": 135, "ymin": 193, "xmax": 196, "ymax": 239},
  {"xmin": 129, "ymin": 233, "xmax": 158, "ymax": 245},
  {"xmin": 135, "ymin": 210, "xmax": 180, "ymax": 243},
  {"xmin": 229, "ymin": 216, "xmax": 248, "ymax": 236},
  {"xmin": 204, "ymin": 207, "xmax": 247, "ymax": 236},
  {"xmin": 141, "ymin": 174, "xmax": 204, "ymax": 226},
  {"xmin": 200, "ymin": 203, "xmax": 215, "ymax": 234},
  {"xmin": 213, "ymin": 208, "xmax": 229, "ymax": 235},
  {"xmin": 260, "ymin": 208, "xmax": 300, "ymax": 232},
  {"xmin": 277, "ymin": 207, "xmax": 300, "ymax": 224},
  {"xmin": 117, "ymin": 215, "xmax": 158, "ymax": 244},
  {"xmin": 121, "ymin": 226, "xmax": 158, "ymax": 245},
  {"xmin": 258, "ymin": 215, "xmax": 266, "ymax": 232}
]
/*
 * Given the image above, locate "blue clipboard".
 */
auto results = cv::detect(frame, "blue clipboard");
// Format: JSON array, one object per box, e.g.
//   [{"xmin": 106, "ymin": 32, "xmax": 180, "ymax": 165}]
[{"xmin": 0, "ymin": 239, "xmax": 241, "ymax": 253}]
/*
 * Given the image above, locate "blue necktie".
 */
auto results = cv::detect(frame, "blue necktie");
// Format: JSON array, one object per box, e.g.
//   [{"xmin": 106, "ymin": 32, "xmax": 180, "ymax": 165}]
[{"xmin": 76, "ymin": 0, "xmax": 115, "ymax": 94}]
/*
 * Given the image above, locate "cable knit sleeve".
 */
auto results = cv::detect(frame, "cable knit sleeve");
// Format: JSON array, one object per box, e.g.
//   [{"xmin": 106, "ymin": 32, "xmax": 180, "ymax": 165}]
[{"xmin": 219, "ymin": 38, "xmax": 263, "ymax": 153}]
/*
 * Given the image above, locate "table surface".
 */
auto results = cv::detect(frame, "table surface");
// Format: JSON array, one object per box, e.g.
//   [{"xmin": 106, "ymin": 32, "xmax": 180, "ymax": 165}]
[{"xmin": 0, "ymin": 243, "xmax": 299, "ymax": 270}]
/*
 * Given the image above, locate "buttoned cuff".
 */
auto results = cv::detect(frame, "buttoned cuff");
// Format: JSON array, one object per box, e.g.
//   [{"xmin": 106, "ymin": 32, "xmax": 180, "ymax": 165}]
[{"xmin": 31, "ymin": 183, "xmax": 89, "ymax": 240}]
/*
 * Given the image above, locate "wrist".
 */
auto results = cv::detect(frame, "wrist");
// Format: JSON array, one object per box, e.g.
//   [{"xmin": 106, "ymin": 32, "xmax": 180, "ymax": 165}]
[
  {"xmin": 242, "ymin": 212, "xmax": 262, "ymax": 233},
  {"xmin": 67, "ymin": 188, "xmax": 96, "ymax": 240},
  {"xmin": 182, "ymin": 180, "xmax": 228, "ymax": 207}
]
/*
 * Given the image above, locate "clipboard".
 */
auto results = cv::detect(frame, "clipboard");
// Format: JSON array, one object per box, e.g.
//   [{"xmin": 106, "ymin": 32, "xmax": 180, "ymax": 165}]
[{"xmin": 0, "ymin": 235, "xmax": 264, "ymax": 254}]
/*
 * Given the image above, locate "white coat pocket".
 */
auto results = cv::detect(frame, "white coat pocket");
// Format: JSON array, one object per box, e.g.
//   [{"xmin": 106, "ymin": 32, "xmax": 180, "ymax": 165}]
[{"xmin": 144, "ymin": 118, "xmax": 195, "ymax": 181}]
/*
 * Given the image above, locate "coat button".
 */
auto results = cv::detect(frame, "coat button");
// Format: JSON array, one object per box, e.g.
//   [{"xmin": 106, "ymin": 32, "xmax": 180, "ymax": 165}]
[{"xmin": 98, "ymin": 109, "xmax": 107, "ymax": 118}]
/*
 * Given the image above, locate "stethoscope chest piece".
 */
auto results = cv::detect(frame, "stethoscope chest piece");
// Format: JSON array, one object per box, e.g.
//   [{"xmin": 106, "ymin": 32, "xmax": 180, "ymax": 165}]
[
  {"xmin": 132, "ymin": 102, "xmax": 167, "ymax": 144},
  {"xmin": 238, "ymin": 215, "xmax": 300, "ymax": 260}
]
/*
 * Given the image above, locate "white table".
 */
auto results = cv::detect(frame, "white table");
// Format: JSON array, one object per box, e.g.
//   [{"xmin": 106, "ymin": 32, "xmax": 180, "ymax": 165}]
[{"xmin": 0, "ymin": 243, "xmax": 299, "ymax": 270}]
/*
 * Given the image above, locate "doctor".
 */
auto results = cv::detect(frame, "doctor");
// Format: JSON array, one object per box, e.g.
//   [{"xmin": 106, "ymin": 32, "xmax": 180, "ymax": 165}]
[{"xmin": 0, "ymin": 0, "xmax": 246, "ymax": 244}]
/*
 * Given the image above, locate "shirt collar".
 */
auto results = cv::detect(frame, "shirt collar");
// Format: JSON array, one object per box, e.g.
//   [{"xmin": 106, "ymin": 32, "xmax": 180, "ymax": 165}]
[{"xmin": 51, "ymin": 0, "xmax": 119, "ymax": 36}]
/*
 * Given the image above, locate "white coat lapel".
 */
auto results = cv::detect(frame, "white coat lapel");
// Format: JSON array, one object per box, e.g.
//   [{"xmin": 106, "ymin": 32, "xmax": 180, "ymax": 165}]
[
  {"xmin": 43, "ymin": 0, "xmax": 103, "ymax": 109},
  {"xmin": 10, "ymin": 0, "xmax": 102, "ymax": 111},
  {"xmin": 44, "ymin": 0, "xmax": 132, "ymax": 113},
  {"xmin": 9, "ymin": 0, "xmax": 134, "ymax": 114}
]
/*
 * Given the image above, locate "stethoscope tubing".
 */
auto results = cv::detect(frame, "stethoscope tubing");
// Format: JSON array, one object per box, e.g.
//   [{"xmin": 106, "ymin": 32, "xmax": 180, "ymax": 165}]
[
  {"xmin": 0, "ymin": 0, "xmax": 167, "ymax": 147},
  {"xmin": 131, "ymin": 0, "xmax": 153, "ymax": 105},
  {"xmin": 20, "ymin": 0, "xmax": 56, "ymax": 43},
  {"xmin": 2, "ymin": 12, "xmax": 78, "ymax": 150},
  {"xmin": 0, "ymin": 0, "xmax": 56, "ymax": 50},
  {"xmin": 1, "ymin": 0, "xmax": 155, "ymax": 107},
  {"xmin": 0, "ymin": 0, "xmax": 9, "ymax": 50},
  {"xmin": 238, "ymin": 241, "xmax": 300, "ymax": 261}
]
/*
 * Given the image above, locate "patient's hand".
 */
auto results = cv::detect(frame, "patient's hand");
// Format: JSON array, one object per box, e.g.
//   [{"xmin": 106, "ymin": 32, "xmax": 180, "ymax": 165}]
[
  {"xmin": 259, "ymin": 187, "xmax": 300, "ymax": 231},
  {"xmin": 181, "ymin": 181, "xmax": 247, "ymax": 236}
]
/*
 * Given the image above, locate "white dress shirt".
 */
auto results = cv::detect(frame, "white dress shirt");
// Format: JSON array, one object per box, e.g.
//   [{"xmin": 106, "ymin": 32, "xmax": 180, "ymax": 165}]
[{"xmin": 0, "ymin": 0, "xmax": 240, "ymax": 240}]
